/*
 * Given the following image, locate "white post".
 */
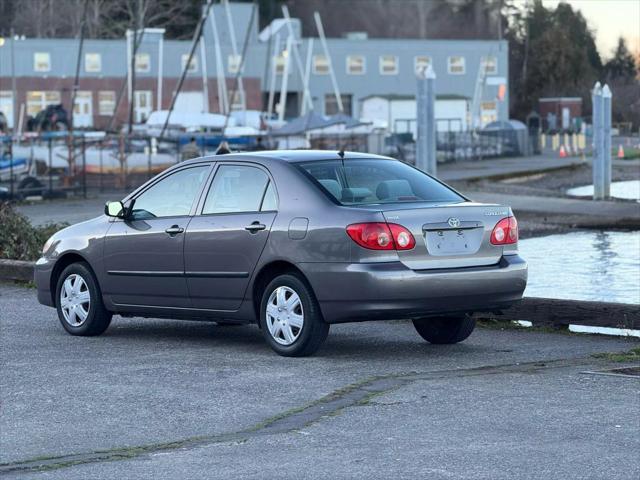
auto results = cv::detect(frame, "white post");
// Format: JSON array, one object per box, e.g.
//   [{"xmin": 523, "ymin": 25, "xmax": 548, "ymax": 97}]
[
  {"xmin": 602, "ymin": 84, "xmax": 612, "ymax": 198},
  {"xmin": 314, "ymin": 12, "xmax": 343, "ymax": 112},
  {"xmin": 278, "ymin": 35, "xmax": 293, "ymax": 122},
  {"xmin": 416, "ymin": 65, "xmax": 437, "ymax": 175},
  {"xmin": 209, "ymin": 10, "xmax": 228, "ymax": 114},
  {"xmin": 157, "ymin": 34, "xmax": 164, "ymax": 110},
  {"xmin": 200, "ymin": 41, "xmax": 209, "ymax": 113},
  {"xmin": 223, "ymin": 0, "xmax": 245, "ymax": 110},
  {"xmin": 302, "ymin": 38, "xmax": 314, "ymax": 114},
  {"xmin": 282, "ymin": 5, "xmax": 314, "ymax": 114},
  {"xmin": 266, "ymin": 34, "xmax": 281, "ymax": 117},
  {"xmin": 592, "ymin": 82, "xmax": 603, "ymax": 200},
  {"xmin": 126, "ymin": 30, "xmax": 133, "ymax": 109}
]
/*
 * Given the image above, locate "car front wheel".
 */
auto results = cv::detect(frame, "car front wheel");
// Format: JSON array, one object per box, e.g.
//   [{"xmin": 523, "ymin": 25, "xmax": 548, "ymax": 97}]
[
  {"xmin": 412, "ymin": 315, "xmax": 476, "ymax": 344},
  {"xmin": 55, "ymin": 262, "xmax": 112, "ymax": 336},
  {"xmin": 259, "ymin": 274, "xmax": 329, "ymax": 357}
]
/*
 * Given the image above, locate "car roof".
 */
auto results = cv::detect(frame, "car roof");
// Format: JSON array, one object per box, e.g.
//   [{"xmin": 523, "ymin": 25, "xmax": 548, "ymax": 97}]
[{"xmin": 180, "ymin": 150, "xmax": 393, "ymax": 166}]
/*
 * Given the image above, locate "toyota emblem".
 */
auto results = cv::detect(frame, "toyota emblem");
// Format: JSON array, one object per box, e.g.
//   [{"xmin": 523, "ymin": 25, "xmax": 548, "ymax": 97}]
[{"xmin": 447, "ymin": 217, "xmax": 461, "ymax": 228}]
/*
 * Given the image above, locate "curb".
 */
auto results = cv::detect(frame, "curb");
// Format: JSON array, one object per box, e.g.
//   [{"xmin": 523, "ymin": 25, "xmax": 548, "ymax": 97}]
[
  {"xmin": 440, "ymin": 158, "xmax": 585, "ymax": 183},
  {"xmin": 0, "ymin": 259, "xmax": 35, "ymax": 282},
  {"xmin": 477, "ymin": 297, "xmax": 639, "ymax": 330}
]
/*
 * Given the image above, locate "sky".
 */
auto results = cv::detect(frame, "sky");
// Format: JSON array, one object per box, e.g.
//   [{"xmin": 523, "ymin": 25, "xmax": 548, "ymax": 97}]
[{"xmin": 536, "ymin": 0, "xmax": 640, "ymax": 59}]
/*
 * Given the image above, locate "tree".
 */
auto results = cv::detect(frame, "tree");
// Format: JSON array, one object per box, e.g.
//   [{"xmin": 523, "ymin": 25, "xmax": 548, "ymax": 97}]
[
  {"xmin": 604, "ymin": 37, "xmax": 637, "ymax": 81},
  {"xmin": 505, "ymin": 0, "xmax": 602, "ymax": 121}
]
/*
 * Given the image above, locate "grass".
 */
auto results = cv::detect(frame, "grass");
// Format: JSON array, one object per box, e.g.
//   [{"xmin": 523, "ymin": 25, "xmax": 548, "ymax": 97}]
[{"xmin": 592, "ymin": 346, "xmax": 640, "ymax": 363}]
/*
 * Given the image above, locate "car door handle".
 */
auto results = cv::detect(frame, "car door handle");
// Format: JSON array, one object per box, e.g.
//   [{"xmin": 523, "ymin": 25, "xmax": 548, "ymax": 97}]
[
  {"xmin": 165, "ymin": 225, "xmax": 184, "ymax": 236},
  {"xmin": 244, "ymin": 222, "xmax": 266, "ymax": 233}
]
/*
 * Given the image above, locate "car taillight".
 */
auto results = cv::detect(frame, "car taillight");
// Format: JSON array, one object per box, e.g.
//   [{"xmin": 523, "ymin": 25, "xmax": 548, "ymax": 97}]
[
  {"xmin": 346, "ymin": 222, "xmax": 415, "ymax": 250},
  {"xmin": 388, "ymin": 223, "xmax": 416, "ymax": 250},
  {"xmin": 490, "ymin": 216, "xmax": 518, "ymax": 245}
]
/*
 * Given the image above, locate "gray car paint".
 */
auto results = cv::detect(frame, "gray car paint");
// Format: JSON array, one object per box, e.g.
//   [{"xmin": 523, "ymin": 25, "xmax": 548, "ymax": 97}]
[{"xmin": 35, "ymin": 150, "xmax": 527, "ymax": 324}]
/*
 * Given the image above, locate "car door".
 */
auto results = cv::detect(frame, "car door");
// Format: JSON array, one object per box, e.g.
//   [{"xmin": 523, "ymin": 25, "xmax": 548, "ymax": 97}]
[
  {"xmin": 103, "ymin": 164, "xmax": 211, "ymax": 308},
  {"xmin": 184, "ymin": 163, "xmax": 278, "ymax": 311}
]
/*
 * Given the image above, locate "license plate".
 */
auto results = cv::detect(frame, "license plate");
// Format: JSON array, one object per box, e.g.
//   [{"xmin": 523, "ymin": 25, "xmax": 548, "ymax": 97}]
[{"xmin": 425, "ymin": 229, "xmax": 473, "ymax": 256}]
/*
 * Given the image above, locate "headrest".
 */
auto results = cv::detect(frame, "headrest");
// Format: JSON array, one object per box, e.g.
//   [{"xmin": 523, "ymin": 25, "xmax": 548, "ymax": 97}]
[
  {"xmin": 341, "ymin": 187, "xmax": 371, "ymax": 203},
  {"xmin": 318, "ymin": 179, "xmax": 341, "ymax": 200},
  {"xmin": 376, "ymin": 179, "xmax": 414, "ymax": 200}
]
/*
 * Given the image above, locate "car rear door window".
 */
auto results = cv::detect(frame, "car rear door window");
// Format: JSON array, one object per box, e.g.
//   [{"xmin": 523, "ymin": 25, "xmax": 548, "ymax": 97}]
[
  {"xmin": 131, "ymin": 165, "xmax": 209, "ymax": 219},
  {"xmin": 203, "ymin": 165, "xmax": 273, "ymax": 214}
]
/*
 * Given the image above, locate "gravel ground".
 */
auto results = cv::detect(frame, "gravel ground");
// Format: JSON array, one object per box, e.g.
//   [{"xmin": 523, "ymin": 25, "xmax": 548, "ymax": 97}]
[{"xmin": 1, "ymin": 283, "xmax": 639, "ymax": 479}]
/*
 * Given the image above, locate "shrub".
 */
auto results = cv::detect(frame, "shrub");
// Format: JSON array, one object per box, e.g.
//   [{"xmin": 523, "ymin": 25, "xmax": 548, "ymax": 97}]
[{"xmin": 0, "ymin": 202, "xmax": 68, "ymax": 261}]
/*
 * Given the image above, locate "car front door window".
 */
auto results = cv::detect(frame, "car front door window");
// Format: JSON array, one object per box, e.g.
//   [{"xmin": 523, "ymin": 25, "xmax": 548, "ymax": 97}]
[{"xmin": 132, "ymin": 166, "xmax": 210, "ymax": 220}]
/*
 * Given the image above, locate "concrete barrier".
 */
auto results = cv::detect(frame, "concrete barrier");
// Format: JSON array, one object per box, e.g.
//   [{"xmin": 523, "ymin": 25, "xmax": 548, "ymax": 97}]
[{"xmin": 0, "ymin": 259, "xmax": 35, "ymax": 282}]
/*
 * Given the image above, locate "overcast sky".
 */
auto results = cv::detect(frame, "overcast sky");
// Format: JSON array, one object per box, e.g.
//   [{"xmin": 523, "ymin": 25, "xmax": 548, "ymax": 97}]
[{"xmin": 536, "ymin": 0, "xmax": 640, "ymax": 59}]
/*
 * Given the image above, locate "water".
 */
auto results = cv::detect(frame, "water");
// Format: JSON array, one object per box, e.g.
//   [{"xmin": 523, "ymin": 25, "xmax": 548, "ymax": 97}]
[
  {"xmin": 567, "ymin": 180, "xmax": 640, "ymax": 201},
  {"xmin": 518, "ymin": 231, "xmax": 640, "ymax": 304}
]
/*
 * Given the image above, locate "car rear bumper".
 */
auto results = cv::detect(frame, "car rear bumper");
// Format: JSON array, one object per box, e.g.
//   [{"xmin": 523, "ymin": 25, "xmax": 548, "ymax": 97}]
[{"xmin": 298, "ymin": 255, "xmax": 527, "ymax": 324}]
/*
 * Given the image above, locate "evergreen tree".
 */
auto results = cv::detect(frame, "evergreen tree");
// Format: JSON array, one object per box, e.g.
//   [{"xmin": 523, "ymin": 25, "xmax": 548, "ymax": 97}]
[{"xmin": 604, "ymin": 37, "xmax": 638, "ymax": 80}]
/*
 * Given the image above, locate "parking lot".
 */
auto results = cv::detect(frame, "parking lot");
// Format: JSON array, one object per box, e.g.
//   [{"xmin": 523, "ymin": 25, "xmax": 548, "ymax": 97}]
[{"xmin": 1, "ymin": 282, "xmax": 639, "ymax": 479}]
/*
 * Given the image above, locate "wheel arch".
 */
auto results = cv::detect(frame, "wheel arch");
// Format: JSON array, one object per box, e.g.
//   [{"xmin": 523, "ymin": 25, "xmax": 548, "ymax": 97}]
[
  {"xmin": 49, "ymin": 252, "xmax": 96, "ymax": 305},
  {"xmin": 250, "ymin": 260, "xmax": 311, "ymax": 321}
]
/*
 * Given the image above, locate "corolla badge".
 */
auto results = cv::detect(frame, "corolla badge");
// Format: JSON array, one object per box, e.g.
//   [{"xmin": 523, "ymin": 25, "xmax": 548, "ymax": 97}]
[
  {"xmin": 447, "ymin": 217, "xmax": 461, "ymax": 228},
  {"xmin": 484, "ymin": 210, "xmax": 508, "ymax": 216}
]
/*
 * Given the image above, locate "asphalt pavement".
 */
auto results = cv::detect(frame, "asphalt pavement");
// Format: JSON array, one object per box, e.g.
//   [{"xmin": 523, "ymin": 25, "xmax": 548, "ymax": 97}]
[{"xmin": 1, "ymin": 283, "xmax": 639, "ymax": 479}]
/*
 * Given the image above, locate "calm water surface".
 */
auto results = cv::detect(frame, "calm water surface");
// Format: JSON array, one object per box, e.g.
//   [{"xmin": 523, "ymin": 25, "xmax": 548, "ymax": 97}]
[
  {"xmin": 567, "ymin": 180, "xmax": 640, "ymax": 201},
  {"xmin": 518, "ymin": 231, "xmax": 640, "ymax": 304}
]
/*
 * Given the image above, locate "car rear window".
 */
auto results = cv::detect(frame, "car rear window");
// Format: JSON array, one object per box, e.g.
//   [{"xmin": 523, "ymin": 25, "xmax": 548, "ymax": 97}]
[{"xmin": 296, "ymin": 159, "xmax": 464, "ymax": 205}]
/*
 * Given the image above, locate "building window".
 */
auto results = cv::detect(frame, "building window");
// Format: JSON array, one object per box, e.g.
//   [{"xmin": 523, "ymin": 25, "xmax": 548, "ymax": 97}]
[
  {"xmin": 228, "ymin": 54, "xmax": 242, "ymax": 73},
  {"xmin": 313, "ymin": 55, "xmax": 329, "ymax": 75},
  {"xmin": 414, "ymin": 56, "xmax": 431, "ymax": 74},
  {"xmin": 325, "ymin": 94, "xmax": 352, "ymax": 116},
  {"xmin": 0, "ymin": 92, "xmax": 14, "ymax": 128},
  {"xmin": 274, "ymin": 52, "xmax": 288, "ymax": 75},
  {"xmin": 26, "ymin": 91, "xmax": 60, "ymax": 116},
  {"xmin": 346, "ymin": 55, "xmax": 365, "ymax": 75},
  {"xmin": 33, "ymin": 52, "xmax": 51, "ymax": 72},
  {"xmin": 98, "ymin": 91, "xmax": 116, "ymax": 115},
  {"xmin": 229, "ymin": 90, "xmax": 244, "ymax": 110},
  {"xmin": 379, "ymin": 55, "xmax": 398, "ymax": 75},
  {"xmin": 135, "ymin": 53, "xmax": 150, "ymax": 73},
  {"xmin": 84, "ymin": 53, "xmax": 101, "ymax": 73},
  {"xmin": 181, "ymin": 54, "xmax": 198, "ymax": 73},
  {"xmin": 481, "ymin": 56, "xmax": 497, "ymax": 75},
  {"xmin": 481, "ymin": 101, "xmax": 497, "ymax": 126},
  {"xmin": 447, "ymin": 56, "xmax": 465, "ymax": 75}
]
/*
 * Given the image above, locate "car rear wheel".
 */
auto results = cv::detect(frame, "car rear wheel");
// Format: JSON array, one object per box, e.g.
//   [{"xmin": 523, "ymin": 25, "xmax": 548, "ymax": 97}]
[
  {"xmin": 259, "ymin": 274, "xmax": 329, "ymax": 357},
  {"xmin": 55, "ymin": 262, "xmax": 112, "ymax": 336},
  {"xmin": 412, "ymin": 315, "xmax": 476, "ymax": 344}
]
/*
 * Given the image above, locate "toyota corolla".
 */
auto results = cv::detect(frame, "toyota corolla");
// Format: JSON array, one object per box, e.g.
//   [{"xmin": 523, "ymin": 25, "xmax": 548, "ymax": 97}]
[{"xmin": 35, "ymin": 150, "xmax": 527, "ymax": 356}]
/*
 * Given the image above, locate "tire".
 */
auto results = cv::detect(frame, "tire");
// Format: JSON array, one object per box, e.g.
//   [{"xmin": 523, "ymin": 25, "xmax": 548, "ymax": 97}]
[
  {"xmin": 55, "ymin": 262, "xmax": 112, "ymax": 336},
  {"xmin": 412, "ymin": 315, "xmax": 476, "ymax": 344},
  {"xmin": 18, "ymin": 177, "xmax": 43, "ymax": 198},
  {"xmin": 259, "ymin": 273, "xmax": 329, "ymax": 357}
]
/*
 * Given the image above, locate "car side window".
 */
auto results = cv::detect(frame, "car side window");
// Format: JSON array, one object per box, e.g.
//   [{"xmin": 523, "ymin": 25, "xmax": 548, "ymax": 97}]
[
  {"xmin": 202, "ymin": 165, "xmax": 272, "ymax": 215},
  {"xmin": 131, "ymin": 166, "xmax": 209, "ymax": 220},
  {"xmin": 261, "ymin": 181, "xmax": 277, "ymax": 211}
]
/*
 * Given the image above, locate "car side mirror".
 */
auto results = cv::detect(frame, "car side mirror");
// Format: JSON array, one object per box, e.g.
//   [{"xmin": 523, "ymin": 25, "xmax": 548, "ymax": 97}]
[{"xmin": 104, "ymin": 201, "xmax": 125, "ymax": 218}]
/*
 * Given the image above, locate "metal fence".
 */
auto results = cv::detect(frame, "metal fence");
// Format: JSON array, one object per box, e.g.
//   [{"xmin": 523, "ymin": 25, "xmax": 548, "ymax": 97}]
[{"xmin": 0, "ymin": 128, "xmax": 566, "ymax": 201}]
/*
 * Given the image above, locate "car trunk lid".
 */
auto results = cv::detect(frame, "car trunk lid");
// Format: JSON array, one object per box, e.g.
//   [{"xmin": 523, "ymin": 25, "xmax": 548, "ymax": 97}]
[{"xmin": 381, "ymin": 202, "xmax": 509, "ymax": 270}]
